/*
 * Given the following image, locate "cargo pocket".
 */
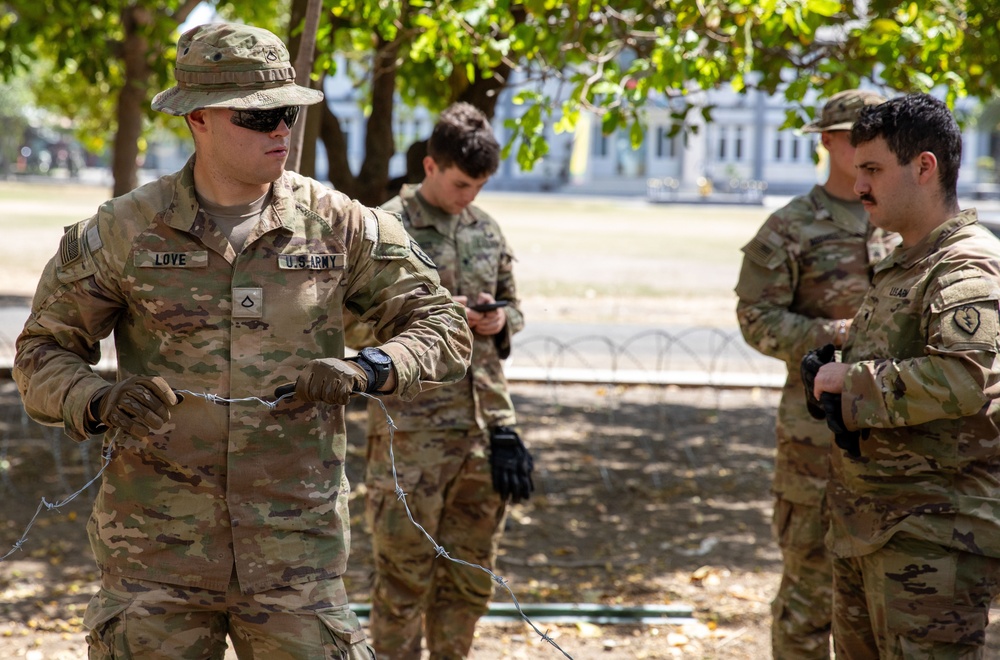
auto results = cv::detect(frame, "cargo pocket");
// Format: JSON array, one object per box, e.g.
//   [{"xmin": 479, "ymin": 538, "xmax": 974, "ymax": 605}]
[
  {"xmin": 316, "ymin": 605, "xmax": 375, "ymax": 659},
  {"xmin": 82, "ymin": 587, "xmax": 134, "ymax": 659}
]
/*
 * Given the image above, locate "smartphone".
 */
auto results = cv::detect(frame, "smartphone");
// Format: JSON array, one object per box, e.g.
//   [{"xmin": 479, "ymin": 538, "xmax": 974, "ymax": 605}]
[{"xmin": 467, "ymin": 300, "xmax": 509, "ymax": 313}]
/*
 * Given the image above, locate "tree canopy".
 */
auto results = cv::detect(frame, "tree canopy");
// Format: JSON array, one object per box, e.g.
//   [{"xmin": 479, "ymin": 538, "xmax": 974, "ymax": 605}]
[
  {"xmin": 0, "ymin": 0, "xmax": 284, "ymax": 196},
  {"xmin": 3, "ymin": 1, "xmax": 1000, "ymax": 202}
]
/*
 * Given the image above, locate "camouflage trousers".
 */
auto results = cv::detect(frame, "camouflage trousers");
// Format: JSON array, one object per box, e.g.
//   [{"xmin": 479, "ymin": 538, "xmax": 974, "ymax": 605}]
[
  {"xmin": 833, "ymin": 532, "xmax": 1000, "ymax": 659},
  {"xmin": 771, "ymin": 496, "xmax": 834, "ymax": 659},
  {"xmin": 365, "ymin": 427, "xmax": 507, "ymax": 660},
  {"xmin": 83, "ymin": 570, "xmax": 375, "ymax": 659}
]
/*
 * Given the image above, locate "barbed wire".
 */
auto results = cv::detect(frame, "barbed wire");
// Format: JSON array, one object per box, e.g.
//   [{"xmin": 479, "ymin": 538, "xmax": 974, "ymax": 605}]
[
  {"xmin": 1, "ymin": 441, "xmax": 112, "ymax": 562},
  {"xmin": 0, "ymin": 386, "xmax": 574, "ymax": 658},
  {"xmin": 359, "ymin": 391, "xmax": 573, "ymax": 659}
]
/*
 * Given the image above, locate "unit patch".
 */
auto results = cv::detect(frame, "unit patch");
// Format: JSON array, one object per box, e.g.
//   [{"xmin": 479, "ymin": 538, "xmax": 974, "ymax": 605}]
[
  {"xmin": 954, "ymin": 306, "xmax": 982, "ymax": 335},
  {"xmin": 410, "ymin": 239, "xmax": 437, "ymax": 269}
]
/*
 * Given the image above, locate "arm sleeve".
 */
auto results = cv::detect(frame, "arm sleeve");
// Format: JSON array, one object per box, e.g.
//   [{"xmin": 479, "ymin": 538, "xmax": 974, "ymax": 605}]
[
  {"xmin": 14, "ymin": 217, "xmax": 123, "ymax": 441},
  {"xmin": 735, "ymin": 220, "xmax": 841, "ymax": 365},
  {"xmin": 492, "ymin": 239, "xmax": 523, "ymax": 359},
  {"xmin": 843, "ymin": 274, "xmax": 1000, "ymax": 429},
  {"xmin": 344, "ymin": 207, "xmax": 472, "ymax": 400}
]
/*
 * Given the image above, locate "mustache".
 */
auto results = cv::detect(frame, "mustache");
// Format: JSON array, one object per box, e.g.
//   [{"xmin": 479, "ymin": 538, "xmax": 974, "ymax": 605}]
[{"xmin": 860, "ymin": 193, "xmax": 876, "ymax": 204}]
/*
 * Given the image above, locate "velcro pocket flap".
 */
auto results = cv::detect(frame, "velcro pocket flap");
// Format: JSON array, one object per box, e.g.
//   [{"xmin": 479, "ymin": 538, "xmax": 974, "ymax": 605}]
[
  {"xmin": 316, "ymin": 606, "xmax": 367, "ymax": 645},
  {"xmin": 82, "ymin": 587, "xmax": 132, "ymax": 631}
]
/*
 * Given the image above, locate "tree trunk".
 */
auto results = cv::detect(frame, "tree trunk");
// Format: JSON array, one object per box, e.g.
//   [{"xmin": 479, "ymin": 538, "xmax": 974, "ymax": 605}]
[
  {"xmin": 456, "ymin": 60, "xmax": 513, "ymax": 120},
  {"xmin": 112, "ymin": 6, "xmax": 151, "ymax": 196},
  {"xmin": 319, "ymin": 102, "xmax": 358, "ymax": 199},
  {"xmin": 287, "ymin": 0, "xmax": 323, "ymax": 173},
  {"xmin": 299, "ymin": 77, "xmax": 322, "ymax": 179},
  {"xmin": 353, "ymin": 37, "xmax": 399, "ymax": 206}
]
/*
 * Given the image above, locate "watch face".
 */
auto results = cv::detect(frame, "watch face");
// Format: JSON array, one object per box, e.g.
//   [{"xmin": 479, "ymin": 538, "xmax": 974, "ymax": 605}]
[{"xmin": 362, "ymin": 348, "xmax": 392, "ymax": 365}]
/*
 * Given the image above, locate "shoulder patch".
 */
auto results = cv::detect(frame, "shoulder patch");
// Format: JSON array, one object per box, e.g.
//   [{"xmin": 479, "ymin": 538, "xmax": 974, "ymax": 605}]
[
  {"xmin": 55, "ymin": 220, "xmax": 98, "ymax": 284},
  {"xmin": 940, "ymin": 300, "xmax": 999, "ymax": 352},
  {"xmin": 410, "ymin": 239, "xmax": 437, "ymax": 269},
  {"xmin": 59, "ymin": 223, "xmax": 84, "ymax": 266},
  {"xmin": 934, "ymin": 271, "xmax": 1000, "ymax": 351},
  {"xmin": 954, "ymin": 306, "xmax": 982, "ymax": 334},
  {"xmin": 86, "ymin": 224, "xmax": 103, "ymax": 252},
  {"xmin": 741, "ymin": 228, "xmax": 785, "ymax": 269},
  {"xmin": 370, "ymin": 209, "xmax": 411, "ymax": 259}
]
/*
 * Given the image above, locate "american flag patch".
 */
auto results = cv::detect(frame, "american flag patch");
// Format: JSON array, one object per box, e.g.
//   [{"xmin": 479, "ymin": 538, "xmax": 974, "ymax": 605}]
[
  {"xmin": 59, "ymin": 223, "xmax": 82, "ymax": 265},
  {"xmin": 744, "ymin": 235, "xmax": 775, "ymax": 263}
]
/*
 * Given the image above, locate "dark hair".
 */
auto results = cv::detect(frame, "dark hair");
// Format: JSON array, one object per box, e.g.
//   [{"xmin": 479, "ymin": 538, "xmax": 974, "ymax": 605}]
[
  {"xmin": 427, "ymin": 102, "xmax": 500, "ymax": 178},
  {"xmin": 851, "ymin": 93, "xmax": 962, "ymax": 202}
]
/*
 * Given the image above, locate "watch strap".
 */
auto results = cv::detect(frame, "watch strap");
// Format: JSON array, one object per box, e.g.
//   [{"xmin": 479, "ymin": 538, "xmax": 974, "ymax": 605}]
[{"xmin": 351, "ymin": 348, "xmax": 391, "ymax": 393}]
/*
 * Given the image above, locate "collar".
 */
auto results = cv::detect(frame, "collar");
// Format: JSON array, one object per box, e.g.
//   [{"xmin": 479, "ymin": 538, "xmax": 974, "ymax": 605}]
[
  {"xmin": 400, "ymin": 184, "xmax": 475, "ymax": 231},
  {"xmin": 809, "ymin": 185, "xmax": 868, "ymax": 235},
  {"xmin": 874, "ymin": 209, "xmax": 979, "ymax": 274},
  {"xmin": 162, "ymin": 155, "xmax": 295, "ymax": 235}
]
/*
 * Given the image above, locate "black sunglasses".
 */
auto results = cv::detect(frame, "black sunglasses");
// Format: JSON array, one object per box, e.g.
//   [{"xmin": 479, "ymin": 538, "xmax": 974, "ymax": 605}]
[{"xmin": 230, "ymin": 106, "xmax": 300, "ymax": 133}]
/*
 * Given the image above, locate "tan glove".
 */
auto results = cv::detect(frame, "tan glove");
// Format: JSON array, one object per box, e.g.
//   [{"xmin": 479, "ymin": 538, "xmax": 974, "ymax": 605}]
[
  {"xmin": 88, "ymin": 376, "xmax": 179, "ymax": 438},
  {"xmin": 295, "ymin": 358, "xmax": 368, "ymax": 405}
]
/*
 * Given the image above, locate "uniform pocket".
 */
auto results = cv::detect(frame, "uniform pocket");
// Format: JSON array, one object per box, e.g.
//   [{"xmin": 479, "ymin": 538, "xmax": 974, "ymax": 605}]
[
  {"xmin": 83, "ymin": 587, "xmax": 134, "ymax": 659},
  {"xmin": 316, "ymin": 606, "xmax": 375, "ymax": 659}
]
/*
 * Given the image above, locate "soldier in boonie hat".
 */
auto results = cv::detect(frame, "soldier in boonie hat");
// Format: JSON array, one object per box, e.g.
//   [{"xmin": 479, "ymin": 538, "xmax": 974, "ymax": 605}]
[
  {"xmin": 151, "ymin": 22, "xmax": 324, "ymax": 115},
  {"xmin": 802, "ymin": 89, "xmax": 885, "ymax": 133},
  {"xmin": 15, "ymin": 19, "xmax": 474, "ymax": 659}
]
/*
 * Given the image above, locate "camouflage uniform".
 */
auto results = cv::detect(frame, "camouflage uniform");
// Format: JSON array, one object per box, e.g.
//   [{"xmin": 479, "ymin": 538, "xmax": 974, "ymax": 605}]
[
  {"xmin": 14, "ymin": 160, "xmax": 471, "ymax": 657},
  {"xmin": 736, "ymin": 185, "xmax": 898, "ymax": 658},
  {"xmin": 350, "ymin": 184, "xmax": 523, "ymax": 659},
  {"xmin": 829, "ymin": 210, "xmax": 1000, "ymax": 658}
]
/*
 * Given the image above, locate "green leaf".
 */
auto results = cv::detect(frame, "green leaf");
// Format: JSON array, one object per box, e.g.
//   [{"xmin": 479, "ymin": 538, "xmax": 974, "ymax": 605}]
[
  {"xmin": 629, "ymin": 120, "xmax": 644, "ymax": 150},
  {"xmin": 805, "ymin": 0, "xmax": 842, "ymax": 18}
]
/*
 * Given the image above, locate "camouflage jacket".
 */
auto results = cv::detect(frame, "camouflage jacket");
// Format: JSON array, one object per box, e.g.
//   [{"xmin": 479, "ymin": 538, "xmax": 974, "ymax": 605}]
[
  {"xmin": 736, "ymin": 185, "xmax": 898, "ymax": 504},
  {"xmin": 348, "ymin": 184, "xmax": 523, "ymax": 431},
  {"xmin": 13, "ymin": 158, "xmax": 472, "ymax": 593},
  {"xmin": 829, "ymin": 209, "xmax": 1000, "ymax": 558}
]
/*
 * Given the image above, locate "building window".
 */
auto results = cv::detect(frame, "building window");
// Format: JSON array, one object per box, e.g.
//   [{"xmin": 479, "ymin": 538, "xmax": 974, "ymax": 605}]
[
  {"xmin": 734, "ymin": 126, "xmax": 744, "ymax": 161},
  {"xmin": 791, "ymin": 136, "xmax": 800, "ymax": 161},
  {"xmin": 656, "ymin": 127, "xmax": 677, "ymax": 159},
  {"xmin": 718, "ymin": 126, "xmax": 727, "ymax": 160},
  {"xmin": 774, "ymin": 132, "xmax": 783, "ymax": 161},
  {"xmin": 594, "ymin": 129, "xmax": 609, "ymax": 157}
]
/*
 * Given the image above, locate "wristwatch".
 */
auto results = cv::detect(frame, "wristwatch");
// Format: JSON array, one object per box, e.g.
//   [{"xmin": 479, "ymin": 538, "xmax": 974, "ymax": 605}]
[{"xmin": 350, "ymin": 347, "xmax": 393, "ymax": 393}]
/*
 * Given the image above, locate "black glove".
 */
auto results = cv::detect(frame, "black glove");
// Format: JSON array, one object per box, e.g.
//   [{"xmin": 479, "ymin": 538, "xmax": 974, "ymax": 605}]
[
  {"xmin": 489, "ymin": 426, "xmax": 534, "ymax": 503},
  {"xmin": 88, "ymin": 375, "xmax": 179, "ymax": 438},
  {"xmin": 821, "ymin": 392, "xmax": 862, "ymax": 458},
  {"xmin": 801, "ymin": 343, "xmax": 836, "ymax": 420}
]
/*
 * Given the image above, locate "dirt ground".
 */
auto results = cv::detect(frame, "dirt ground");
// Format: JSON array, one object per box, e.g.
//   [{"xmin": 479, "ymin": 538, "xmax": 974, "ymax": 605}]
[{"xmin": 0, "ymin": 379, "xmax": 781, "ymax": 659}]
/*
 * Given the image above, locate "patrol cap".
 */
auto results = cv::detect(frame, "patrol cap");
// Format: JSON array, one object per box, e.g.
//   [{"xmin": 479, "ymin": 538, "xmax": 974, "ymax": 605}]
[
  {"xmin": 802, "ymin": 89, "xmax": 886, "ymax": 133},
  {"xmin": 151, "ymin": 23, "xmax": 324, "ymax": 116}
]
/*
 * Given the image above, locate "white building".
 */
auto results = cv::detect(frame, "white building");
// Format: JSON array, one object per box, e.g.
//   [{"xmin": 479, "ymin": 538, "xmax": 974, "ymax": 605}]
[{"xmin": 149, "ymin": 60, "xmax": 996, "ymax": 200}]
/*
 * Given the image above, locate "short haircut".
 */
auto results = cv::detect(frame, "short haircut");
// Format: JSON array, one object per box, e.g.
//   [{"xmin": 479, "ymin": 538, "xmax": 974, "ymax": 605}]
[
  {"xmin": 427, "ymin": 102, "xmax": 500, "ymax": 178},
  {"xmin": 851, "ymin": 93, "xmax": 962, "ymax": 203}
]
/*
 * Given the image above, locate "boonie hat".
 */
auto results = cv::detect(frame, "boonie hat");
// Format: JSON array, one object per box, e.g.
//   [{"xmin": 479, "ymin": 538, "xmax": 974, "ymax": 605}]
[
  {"xmin": 151, "ymin": 23, "xmax": 324, "ymax": 116},
  {"xmin": 802, "ymin": 89, "xmax": 886, "ymax": 133}
]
